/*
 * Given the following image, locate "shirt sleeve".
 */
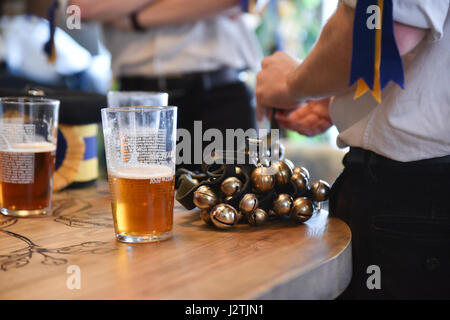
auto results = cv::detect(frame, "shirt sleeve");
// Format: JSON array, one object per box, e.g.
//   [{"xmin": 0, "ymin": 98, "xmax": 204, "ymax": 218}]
[{"xmin": 341, "ymin": 0, "xmax": 450, "ymax": 40}]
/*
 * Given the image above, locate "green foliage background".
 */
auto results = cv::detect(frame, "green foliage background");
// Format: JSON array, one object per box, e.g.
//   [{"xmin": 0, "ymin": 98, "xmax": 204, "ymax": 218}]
[{"xmin": 255, "ymin": 0, "xmax": 331, "ymax": 145}]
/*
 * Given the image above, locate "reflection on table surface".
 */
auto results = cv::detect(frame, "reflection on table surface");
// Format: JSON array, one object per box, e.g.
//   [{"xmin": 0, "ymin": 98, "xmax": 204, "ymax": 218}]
[{"xmin": 0, "ymin": 181, "xmax": 351, "ymax": 300}]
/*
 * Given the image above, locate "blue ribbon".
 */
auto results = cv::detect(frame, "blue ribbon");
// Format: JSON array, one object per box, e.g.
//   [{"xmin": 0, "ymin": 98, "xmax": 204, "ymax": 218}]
[
  {"xmin": 43, "ymin": 0, "xmax": 59, "ymax": 61},
  {"xmin": 349, "ymin": 0, "xmax": 404, "ymax": 95},
  {"xmin": 349, "ymin": 0, "xmax": 378, "ymax": 89},
  {"xmin": 380, "ymin": 0, "xmax": 404, "ymax": 89},
  {"xmin": 240, "ymin": 0, "xmax": 251, "ymax": 12},
  {"xmin": 239, "ymin": 0, "xmax": 269, "ymax": 13}
]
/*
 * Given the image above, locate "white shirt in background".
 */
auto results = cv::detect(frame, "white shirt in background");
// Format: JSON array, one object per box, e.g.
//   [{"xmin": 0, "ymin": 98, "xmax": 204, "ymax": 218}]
[{"xmin": 102, "ymin": 10, "xmax": 263, "ymax": 77}]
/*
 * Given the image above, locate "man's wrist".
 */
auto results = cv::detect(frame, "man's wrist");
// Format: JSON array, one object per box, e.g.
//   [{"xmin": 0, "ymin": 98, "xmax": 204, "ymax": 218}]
[
  {"xmin": 130, "ymin": 11, "xmax": 146, "ymax": 31},
  {"xmin": 286, "ymin": 67, "xmax": 303, "ymax": 104}
]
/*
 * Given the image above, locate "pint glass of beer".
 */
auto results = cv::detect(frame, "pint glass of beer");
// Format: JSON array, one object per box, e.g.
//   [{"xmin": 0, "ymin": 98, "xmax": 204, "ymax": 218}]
[
  {"xmin": 0, "ymin": 97, "xmax": 60, "ymax": 217},
  {"xmin": 101, "ymin": 106, "xmax": 177, "ymax": 243}
]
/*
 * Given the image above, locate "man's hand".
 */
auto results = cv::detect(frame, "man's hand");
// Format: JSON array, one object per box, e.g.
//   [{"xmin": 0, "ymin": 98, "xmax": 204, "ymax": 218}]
[
  {"xmin": 255, "ymin": 52, "xmax": 302, "ymax": 121},
  {"xmin": 275, "ymin": 98, "xmax": 333, "ymax": 137}
]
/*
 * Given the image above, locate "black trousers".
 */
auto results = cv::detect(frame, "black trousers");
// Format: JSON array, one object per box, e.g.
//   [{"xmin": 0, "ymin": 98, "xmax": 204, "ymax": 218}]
[
  {"xmin": 330, "ymin": 147, "xmax": 450, "ymax": 299},
  {"xmin": 120, "ymin": 77, "xmax": 255, "ymax": 171}
]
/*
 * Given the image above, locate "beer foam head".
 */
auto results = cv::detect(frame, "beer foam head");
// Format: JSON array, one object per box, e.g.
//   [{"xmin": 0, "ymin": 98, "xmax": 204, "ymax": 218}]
[
  {"xmin": 2, "ymin": 142, "xmax": 56, "ymax": 153},
  {"xmin": 109, "ymin": 166, "xmax": 174, "ymax": 179}
]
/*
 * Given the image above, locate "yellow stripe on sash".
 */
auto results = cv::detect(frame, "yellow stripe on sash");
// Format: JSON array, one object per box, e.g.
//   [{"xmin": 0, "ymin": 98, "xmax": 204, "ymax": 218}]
[{"xmin": 354, "ymin": 0, "xmax": 384, "ymax": 103}]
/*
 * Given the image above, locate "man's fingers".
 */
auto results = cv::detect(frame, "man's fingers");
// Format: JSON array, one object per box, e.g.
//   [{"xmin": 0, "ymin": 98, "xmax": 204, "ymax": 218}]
[
  {"xmin": 276, "ymin": 119, "xmax": 303, "ymax": 132},
  {"xmin": 277, "ymin": 115, "xmax": 327, "ymax": 136},
  {"xmin": 274, "ymin": 98, "xmax": 333, "ymax": 136},
  {"xmin": 261, "ymin": 57, "xmax": 270, "ymax": 68},
  {"xmin": 297, "ymin": 113, "xmax": 321, "ymax": 128},
  {"xmin": 317, "ymin": 119, "xmax": 333, "ymax": 132},
  {"xmin": 274, "ymin": 112, "xmax": 288, "ymax": 122},
  {"xmin": 275, "ymin": 110, "xmax": 295, "ymax": 122},
  {"xmin": 256, "ymin": 104, "xmax": 263, "ymax": 122},
  {"xmin": 265, "ymin": 108, "xmax": 273, "ymax": 122},
  {"xmin": 291, "ymin": 104, "xmax": 313, "ymax": 118}
]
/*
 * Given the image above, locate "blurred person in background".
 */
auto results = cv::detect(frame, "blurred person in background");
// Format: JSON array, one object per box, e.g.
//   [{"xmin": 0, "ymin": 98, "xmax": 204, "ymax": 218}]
[
  {"xmin": 255, "ymin": 0, "xmax": 450, "ymax": 299},
  {"xmin": 70, "ymin": 0, "xmax": 264, "ymax": 170},
  {"xmin": 0, "ymin": 0, "xmax": 111, "ymax": 93}
]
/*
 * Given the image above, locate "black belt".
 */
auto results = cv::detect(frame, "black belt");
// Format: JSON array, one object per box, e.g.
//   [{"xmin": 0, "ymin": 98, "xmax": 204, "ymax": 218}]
[
  {"xmin": 120, "ymin": 68, "xmax": 242, "ymax": 93},
  {"xmin": 344, "ymin": 147, "xmax": 450, "ymax": 170}
]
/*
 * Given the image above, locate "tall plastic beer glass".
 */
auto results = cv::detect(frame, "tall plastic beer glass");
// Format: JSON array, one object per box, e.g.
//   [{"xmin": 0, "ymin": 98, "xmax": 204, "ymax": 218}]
[
  {"xmin": 101, "ymin": 106, "xmax": 177, "ymax": 243},
  {"xmin": 0, "ymin": 97, "xmax": 59, "ymax": 217}
]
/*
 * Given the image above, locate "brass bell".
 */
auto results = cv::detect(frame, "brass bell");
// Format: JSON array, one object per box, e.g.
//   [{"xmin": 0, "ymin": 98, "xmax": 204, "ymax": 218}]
[
  {"xmin": 293, "ymin": 167, "xmax": 310, "ymax": 180},
  {"xmin": 312, "ymin": 180, "xmax": 330, "ymax": 202},
  {"xmin": 221, "ymin": 177, "xmax": 243, "ymax": 196},
  {"xmin": 251, "ymin": 166, "xmax": 275, "ymax": 192},
  {"xmin": 236, "ymin": 211, "xmax": 245, "ymax": 223},
  {"xmin": 273, "ymin": 161, "xmax": 293, "ymax": 185},
  {"xmin": 200, "ymin": 209, "xmax": 213, "ymax": 225},
  {"xmin": 259, "ymin": 157, "xmax": 272, "ymax": 168},
  {"xmin": 210, "ymin": 204, "xmax": 238, "ymax": 229},
  {"xmin": 247, "ymin": 208, "xmax": 268, "ymax": 226},
  {"xmin": 193, "ymin": 185, "xmax": 218, "ymax": 209},
  {"xmin": 239, "ymin": 193, "xmax": 258, "ymax": 214},
  {"xmin": 272, "ymin": 193, "xmax": 293, "ymax": 216},
  {"xmin": 290, "ymin": 197, "xmax": 314, "ymax": 223},
  {"xmin": 284, "ymin": 158, "xmax": 295, "ymax": 171},
  {"xmin": 291, "ymin": 172, "xmax": 309, "ymax": 193}
]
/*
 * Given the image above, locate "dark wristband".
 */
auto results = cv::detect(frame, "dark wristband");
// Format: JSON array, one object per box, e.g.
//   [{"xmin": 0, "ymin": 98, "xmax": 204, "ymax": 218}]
[{"xmin": 130, "ymin": 11, "xmax": 145, "ymax": 32}]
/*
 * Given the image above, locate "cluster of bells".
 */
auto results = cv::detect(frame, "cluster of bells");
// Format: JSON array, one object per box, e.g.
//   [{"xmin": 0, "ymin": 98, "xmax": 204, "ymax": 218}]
[{"xmin": 192, "ymin": 160, "xmax": 330, "ymax": 229}]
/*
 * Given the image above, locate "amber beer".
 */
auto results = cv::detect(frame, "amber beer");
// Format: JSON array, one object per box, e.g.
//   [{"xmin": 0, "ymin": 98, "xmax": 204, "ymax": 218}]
[
  {"xmin": 108, "ymin": 166, "xmax": 175, "ymax": 242},
  {"xmin": 0, "ymin": 143, "xmax": 56, "ymax": 215}
]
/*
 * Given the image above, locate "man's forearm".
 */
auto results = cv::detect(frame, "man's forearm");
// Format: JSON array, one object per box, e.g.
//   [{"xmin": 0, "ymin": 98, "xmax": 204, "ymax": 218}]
[
  {"xmin": 287, "ymin": 3, "xmax": 355, "ymax": 102},
  {"xmin": 136, "ymin": 0, "xmax": 239, "ymax": 28},
  {"xmin": 70, "ymin": 0, "xmax": 157, "ymax": 21}
]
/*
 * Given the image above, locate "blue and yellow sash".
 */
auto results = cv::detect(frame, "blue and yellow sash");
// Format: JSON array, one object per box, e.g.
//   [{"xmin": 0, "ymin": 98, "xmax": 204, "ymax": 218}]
[
  {"xmin": 44, "ymin": 0, "xmax": 59, "ymax": 63},
  {"xmin": 239, "ymin": 0, "xmax": 270, "ymax": 13},
  {"xmin": 349, "ymin": 0, "xmax": 404, "ymax": 103}
]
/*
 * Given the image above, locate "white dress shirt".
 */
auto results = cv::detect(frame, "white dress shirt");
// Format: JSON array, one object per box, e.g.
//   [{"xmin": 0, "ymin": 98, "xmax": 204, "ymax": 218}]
[
  {"xmin": 330, "ymin": 0, "xmax": 450, "ymax": 162},
  {"xmin": 102, "ymin": 10, "xmax": 263, "ymax": 77}
]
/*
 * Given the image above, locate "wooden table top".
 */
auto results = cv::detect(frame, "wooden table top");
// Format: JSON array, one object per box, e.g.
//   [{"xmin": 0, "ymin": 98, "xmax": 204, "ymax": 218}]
[{"xmin": 0, "ymin": 181, "xmax": 352, "ymax": 300}]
